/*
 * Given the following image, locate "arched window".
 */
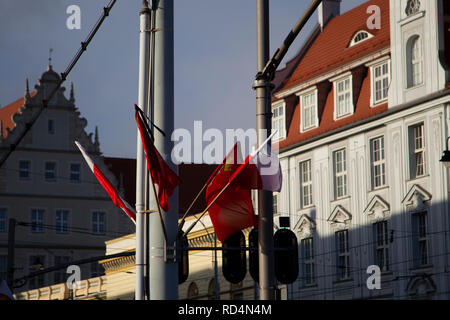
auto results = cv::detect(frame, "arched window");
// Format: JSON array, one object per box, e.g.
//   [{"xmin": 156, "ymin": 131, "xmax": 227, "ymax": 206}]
[
  {"xmin": 407, "ymin": 35, "xmax": 423, "ymax": 88},
  {"xmin": 208, "ymin": 278, "xmax": 220, "ymax": 300},
  {"xmin": 349, "ymin": 30, "xmax": 373, "ymax": 47},
  {"xmin": 187, "ymin": 282, "xmax": 198, "ymax": 299}
]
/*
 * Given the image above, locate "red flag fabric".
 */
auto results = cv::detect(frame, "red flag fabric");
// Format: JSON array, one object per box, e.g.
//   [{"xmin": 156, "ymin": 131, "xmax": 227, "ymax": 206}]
[
  {"xmin": 135, "ymin": 105, "xmax": 180, "ymax": 212},
  {"xmin": 74, "ymin": 141, "xmax": 136, "ymax": 223},
  {"xmin": 205, "ymin": 143, "xmax": 256, "ymax": 242},
  {"xmin": 229, "ymin": 131, "xmax": 282, "ymax": 192}
]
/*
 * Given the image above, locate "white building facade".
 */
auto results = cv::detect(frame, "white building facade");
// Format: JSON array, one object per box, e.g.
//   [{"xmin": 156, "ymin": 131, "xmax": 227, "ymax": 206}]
[
  {"xmin": 0, "ymin": 65, "xmax": 134, "ymax": 293},
  {"xmin": 273, "ymin": 0, "xmax": 450, "ymax": 299}
]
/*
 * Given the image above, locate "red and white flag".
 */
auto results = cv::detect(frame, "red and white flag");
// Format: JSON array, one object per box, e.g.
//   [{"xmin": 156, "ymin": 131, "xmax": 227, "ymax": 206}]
[
  {"xmin": 0, "ymin": 280, "xmax": 15, "ymax": 300},
  {"xmin": 75, "ymin": 141, "xmax": 136, "ymax": 224},
  {"xmin": 135, "ymin": 105, "xmax": 181, "ymax": 212},
  {"xmin": 230, "ymin": 130, "xmax": 282, "ymax": 193},
  {"xmin": 205, "ymin": 142, "xmax": 256, "ymax": 242}
]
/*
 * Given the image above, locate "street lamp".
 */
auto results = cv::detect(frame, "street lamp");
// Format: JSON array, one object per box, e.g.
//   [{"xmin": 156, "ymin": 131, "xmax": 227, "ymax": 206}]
[{"xmin": 440, "ymin": 136, "xmax": 450, "ymax": 168}]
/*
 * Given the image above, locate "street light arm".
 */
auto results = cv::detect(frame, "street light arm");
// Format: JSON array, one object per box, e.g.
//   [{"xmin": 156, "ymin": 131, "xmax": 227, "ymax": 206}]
[{"xmin": 257, "ymin": 0, "xmax": 323, "ymax": 81}]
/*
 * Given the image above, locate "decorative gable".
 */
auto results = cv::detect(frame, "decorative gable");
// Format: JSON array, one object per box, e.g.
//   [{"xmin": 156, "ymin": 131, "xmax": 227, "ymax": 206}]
[
  {"xmin": 295, "ymin": 214, "xmax": 316, "ymax": 239},
  {"xmin": 328, "ymin": 205, "xmax": 352, "ymax": 230},
  {"xmin": 363, "ymin": 195, "xmax": 390, "ymax": 222},
  {"xmin": 402, "ymin": 184, "xmax": 432, "ymax": 212}
]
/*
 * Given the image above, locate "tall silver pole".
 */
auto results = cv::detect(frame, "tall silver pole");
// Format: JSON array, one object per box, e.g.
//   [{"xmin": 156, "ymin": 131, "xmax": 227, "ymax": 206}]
[
  {"xmin": 136, "ymin": 0, "xmax": 151, "ymax": 301},
  {"xmin": 150, "ymin": 0, "xmax": 178, "ymax": 299},
  {"xmin": 254, "ymin": 0, "xmax": 275, "ymax": 300}
]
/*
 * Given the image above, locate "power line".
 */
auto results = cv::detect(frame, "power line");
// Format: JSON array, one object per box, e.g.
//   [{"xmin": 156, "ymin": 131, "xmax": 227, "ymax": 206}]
[{"xmin": 0, "ymin": 0, "xmax": 118, "ymax": 168}]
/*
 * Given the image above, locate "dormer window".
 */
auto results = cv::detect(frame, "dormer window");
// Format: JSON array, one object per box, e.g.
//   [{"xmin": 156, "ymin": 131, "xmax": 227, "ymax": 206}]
[
  {"xmin": 272, "ymin": 101, "xmax": 286, "ymax": 141},
  {"xmin": 349, "ymin": 30, "xmax": 374, "ymax": 47},
  {"xmin": 298, "ymin": 89, "xmax": 319, "ymax": 132},
  {"xmin": 332, "ymin": 74, "xmax": 354, "ymax": 119}
]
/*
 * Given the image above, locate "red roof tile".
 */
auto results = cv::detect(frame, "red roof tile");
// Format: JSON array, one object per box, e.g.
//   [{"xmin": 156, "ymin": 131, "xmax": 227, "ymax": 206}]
[
  {"xmin": 0, "ymin": 92, "xmax": 36, "ymax": 139},
  {"xmin": 280, "ymin": 0, "xmax": 390, "ymax": 91}
]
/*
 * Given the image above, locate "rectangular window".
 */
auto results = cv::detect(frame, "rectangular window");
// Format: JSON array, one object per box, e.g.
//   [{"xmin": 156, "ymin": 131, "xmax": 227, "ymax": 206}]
[
  {"xmin": 333, "ymin": 149, "xmax": 347, "ymax": 199},
  {"xmin": 409, "ymin": 123, "xmax": 426, "ymax": 179},
  {"xmin": 31, "ymin": 209, "xmax": 44, "ymax": 233},
  {"xmin": 29, "ymin": 255, "xmax": 45, "ymax": 289},
  {"xmin": 335, "ymin": 78, "xmax": 352, "ymax": 118},
  {"xmin": 336, "ymin": 230, "xmax": 350, "ymax": 280},
  {"xmin": 412, "ymin": 38, "xmax": 423, "ymax": 87},
  {"xmin": 373, "ymin": 62, "xmax": 389, "ymax": 104},
  {"xmin": 272, "ymin": 104, "xmax": 285, "ymax": 141},
  {"xmin": 45, "ymin": 162, "xmax": 57, "ymax": 182},
  {"xmin": 0, "ymin": 256, "xmax": 7, "ymax": 281},
  {"xmin": 92, "ymin": 212, "xmax": 105, "ymax": 235},
  {"xmin": 54, "ymin": 256, "xmax": 70, "ymax": 284},
  {"xmin": 413, "ymin": 212, "xmax": 428, "ymax": 267},
  {"xmin": 301, "ymin": 238, "xmax": 315, "ymax": 286},
  {"xmin": 19, "ymin": 160, "xmax": 30, "ymax": 180},
  {"xmin": 55, "ymin": 210, "xmax": 69, "ymax": 234},
  {"xmin": 0, "ymin": 208, "xmax": 6, "ymax": 232},
  {"xmin": 300, "ymin": 160, "xmax": 313, "ymax": 208},
  {"xmin": 48, "ymin": 119, "xmax": 55, "ymax": 135},
  {"xmin": 374, "ymin": 221, "xmax": 390, "ymax": 272},
  {"xmin": 70, "ymin": 163, "xmax": 81, "ymax": 182},
  {"xmin": 370, "ymin": 137, "xmax": 386, "ymax": 189},
  {"xmin": 301, "ymin": 92, "xmax": 317, "ymax": 131}
]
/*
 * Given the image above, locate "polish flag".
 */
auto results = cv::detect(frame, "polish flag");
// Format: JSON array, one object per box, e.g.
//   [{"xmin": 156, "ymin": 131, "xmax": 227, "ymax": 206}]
[
  {"xmin": 0, "ymin": 280, "xmax": 15, "ymax": 300},
  {"xmin": 230, "ymin": 130, "xmax": 282, "ymax": 193},
  {"xmin": 75, "ymin": 141, "xmax": 136, "ymax": 224}
]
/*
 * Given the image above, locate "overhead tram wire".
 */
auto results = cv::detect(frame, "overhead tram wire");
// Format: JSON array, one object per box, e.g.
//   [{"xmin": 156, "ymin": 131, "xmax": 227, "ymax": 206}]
[{"xmin": 0, "ymin": 0, "xmax": 118, "ymax": 168}]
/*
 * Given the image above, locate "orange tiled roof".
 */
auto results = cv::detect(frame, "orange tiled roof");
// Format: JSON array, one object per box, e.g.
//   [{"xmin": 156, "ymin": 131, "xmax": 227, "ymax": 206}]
[
  {"xmin": 0, "ymin": 92, "xmax": 36, "ymax": 139},
  {"xmin": 280, "ymin": 0, "xmax": 390, "ymax": 92}
]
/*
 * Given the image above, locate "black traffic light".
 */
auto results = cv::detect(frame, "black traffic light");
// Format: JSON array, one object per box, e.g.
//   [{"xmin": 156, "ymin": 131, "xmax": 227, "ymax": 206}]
[
  {"xmin": 177, "ymin": 233, "xmax": 189, "ymax": 284},
  {"xmin": 274, "ymin": 228, "xmax": 299, "ymax": 284},
  {"xmin": 248, "ymin": 228, "xmax": 259, "ymax": 282},
  {"xmin": 222, "ymin": 230, "xmax": 246, "ymax": 284}
]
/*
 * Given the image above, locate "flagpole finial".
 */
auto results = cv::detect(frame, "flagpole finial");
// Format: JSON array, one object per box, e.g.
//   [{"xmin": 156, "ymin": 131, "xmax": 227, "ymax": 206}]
[
  {"xmin": 70, "ymin": 82, "xmax": 75, "ymax": 103},
  {"xmin": 94, "ymin": 126, "xmax": 100, "ymax": 151},
  {"xmin": 48, "ymin": 48, "xmax": 54, "ymax": 70}
]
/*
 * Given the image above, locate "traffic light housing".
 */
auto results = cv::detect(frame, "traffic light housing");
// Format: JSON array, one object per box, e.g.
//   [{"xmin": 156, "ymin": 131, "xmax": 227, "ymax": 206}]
[
  {"xmin": 177, "ymin": 233, "xmax": 189, "ymax": 284},
  {"xmin": 222, "ymin": 230, "xmax": 246, "ymax": 284},
  {"xmin": 248, "ymin": 228, "xmax": 259, "ymax": 282},
  {"xmin": 273, "ymin": 228, "xmax": 299, "ymax": 284}
]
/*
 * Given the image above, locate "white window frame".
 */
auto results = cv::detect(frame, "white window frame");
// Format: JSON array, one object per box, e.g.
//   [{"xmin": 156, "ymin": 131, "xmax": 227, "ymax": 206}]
[
  {"xmin": 299, "ymin": 160, "xmax": 313, "ymax": 208},
  {"xmin": 371, "ymin": 60, "xmax": 390, "ymax": 106},
  {"xmin": 410, "ymin": 123, "xmax": 426, "ymax": 179},
  {"xmin": 297, "ymin": 89, "xmax": 318, "ymax": 132},
  {"xmin": 55, "ymin": 209, "xmax": 70, "ymax": 234},
  {"xmin": 406, "ymin": 35, "xmax": 424, "ymax": 89},
  {"xmin": 333, "ymin": 148, "xmax": 348, "ymax": 199},
  {"xmin": 19, "ymin": 160, "xmax": 31, "ymax": 180},
  {"xmin": 349, "ymin": 30, "xmax": 374, "ymax": 47},
  {"xmin": 413, "ymin": 211, "xmax": 429, "ymax": 267},
  {"xmin": 301, "ymin": 237, "xmax": 315, "ymax": 286},
  {"xmin": 31, "ymin": 208, "xmax": 45, "ymax": 233},
  {"xmin": 70, "ymin": 163, "xmax": 81, "ymax": 183},
  {"xmin": 272, "ymin": 101, "xmax": 286, "ymax": 141},
  {"xmin": 332, "ymin": 73, "xmax": 354, "ymax": 120},
  {"xmin": 370, "ymin": 136, "xmax": 386, "ymax": 189},
  {"xmin": 336, "ymin": 229, "xmax": 351, "ymax": 280},
  {"xmin": 374, "ymin": 220, "xmax": 390, "ymax": 272},
  {"xmin": 28, "ymin": 255, "xmax": 46, "ymax": 289},
  {"xmin": 92, "ymin": 211, "xmax": 106, "ymax": 235},
  {"xmin": 44, "ymin": 161, "xmax": 57, "ymax": 182}
]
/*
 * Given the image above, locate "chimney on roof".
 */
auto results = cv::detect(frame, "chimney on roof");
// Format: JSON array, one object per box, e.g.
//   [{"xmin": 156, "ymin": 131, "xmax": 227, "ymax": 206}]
[{"xmin": 319, "ymin": 0, "xmax": 341, "ymax": 31}]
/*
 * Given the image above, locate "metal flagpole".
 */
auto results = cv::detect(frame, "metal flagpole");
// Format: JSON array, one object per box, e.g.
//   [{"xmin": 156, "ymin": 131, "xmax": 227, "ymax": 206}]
[
  {"xmin": 136, "ymin": 0, "xmax": 151, "ymax": 301},
  {"xmin": 149, "ymin": 0, "xmax": 178, "ymax": 299},
  {"xmin": 254, "ymin": 0, "xmax": 276, "ymax": 300}
]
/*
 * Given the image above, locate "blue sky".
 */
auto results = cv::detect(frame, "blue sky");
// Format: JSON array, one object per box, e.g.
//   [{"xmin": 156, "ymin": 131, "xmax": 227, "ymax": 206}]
[{"xmin": 0, "ymin": 0, "xmax": 366, "ymax": 159}]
